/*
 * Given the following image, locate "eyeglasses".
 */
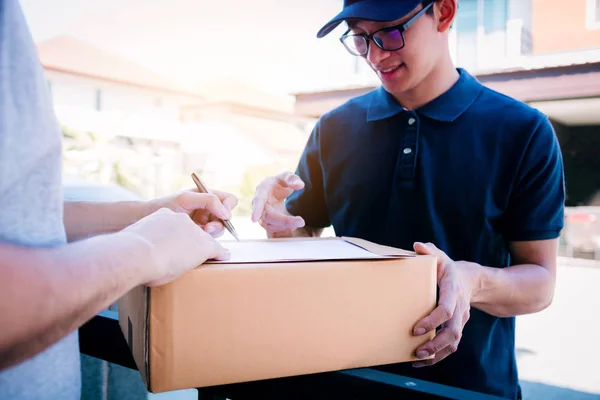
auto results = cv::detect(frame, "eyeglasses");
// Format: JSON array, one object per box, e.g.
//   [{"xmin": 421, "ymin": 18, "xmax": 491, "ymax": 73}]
[{"xmin": 339, "ymin": 0, "xmax": 435, "ymax": 57}]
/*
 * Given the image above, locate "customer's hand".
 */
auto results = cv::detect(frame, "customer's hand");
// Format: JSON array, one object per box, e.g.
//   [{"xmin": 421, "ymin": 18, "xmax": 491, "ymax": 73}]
[
  {"xmin": 251, "ymin": 171, "xmax": 306, "ymax": 238},
  {"xmin": 147, "ymin": 189, "xmax": 238, "ymax": 238},
  {"xmin": 411, "ymin": 242, "xmax": 478, "ymax": 367},
  {"xmin": 122, "ymin": 208, "xmax": 230, "ymax": 287}
]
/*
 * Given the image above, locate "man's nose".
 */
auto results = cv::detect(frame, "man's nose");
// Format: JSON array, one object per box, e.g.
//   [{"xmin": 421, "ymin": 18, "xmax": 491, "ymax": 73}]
[{"xmin": 366, "ymin": 41, "xmax": 391, "ymax": 65}]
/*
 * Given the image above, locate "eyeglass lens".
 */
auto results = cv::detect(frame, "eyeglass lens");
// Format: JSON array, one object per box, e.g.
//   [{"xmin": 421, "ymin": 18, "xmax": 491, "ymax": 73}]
[{"xmin": 343, "ymin": 27, "xmax": 405, "ymax": 55}]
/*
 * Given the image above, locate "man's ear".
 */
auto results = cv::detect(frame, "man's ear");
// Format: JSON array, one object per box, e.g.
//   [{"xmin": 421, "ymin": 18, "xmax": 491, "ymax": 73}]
[{"xmin": 436, "ymin": 0, "xmax": 457, "ymax": 33}]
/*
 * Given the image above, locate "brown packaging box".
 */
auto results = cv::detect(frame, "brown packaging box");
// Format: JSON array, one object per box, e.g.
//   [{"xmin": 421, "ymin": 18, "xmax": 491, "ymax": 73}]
[{"xmin": 118, "ymin": 236, "xmax": 437, "ymax": 393}]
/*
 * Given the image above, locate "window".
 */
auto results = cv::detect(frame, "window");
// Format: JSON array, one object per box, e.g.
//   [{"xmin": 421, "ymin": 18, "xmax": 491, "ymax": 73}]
[
  {"xmin": 587, "ymin": 0, "xmax": 600, "ymax": 29},
  {"xmin": 456, "ymin": 0, "xmax": 479, "ymax": 34},
  {"xmin": 454, "ymin": 0, "xmax": 509, "ymax": 69},
  {"xmin": 456, "ymin": 0, "xmax": 508, "ymax": 34},
  {"xmin": 483, "ymin": 0, "xmax": 508, "ymax": 34},
  {"xmin": 455, "ymin": 0, "xmax": 479, "ymax": 69}
]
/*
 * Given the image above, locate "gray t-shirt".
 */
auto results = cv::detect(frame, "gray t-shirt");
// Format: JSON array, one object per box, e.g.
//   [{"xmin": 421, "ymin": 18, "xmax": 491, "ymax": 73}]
[{"xmin": 0, "ymin": 0, "xmax": 80, "ymax": 398}]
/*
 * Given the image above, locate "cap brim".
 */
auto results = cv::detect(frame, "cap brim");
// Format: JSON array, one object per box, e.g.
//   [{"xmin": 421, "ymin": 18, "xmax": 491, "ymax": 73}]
[{"xmin": 316, "ymin": 0, "xmax": 422, "ymax": 38}]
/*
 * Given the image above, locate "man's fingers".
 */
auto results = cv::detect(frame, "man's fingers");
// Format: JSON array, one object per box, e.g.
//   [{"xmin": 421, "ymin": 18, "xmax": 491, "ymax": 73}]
[
  {"xmin": 415, "ymin": 320, "xmax": 461, "ymax": 359},
  {"xmin": 185, "ymin": 192, "xmax": 230, "ymax": 220},
  {"xmin": 414, "ymin": 310, "xmax": 463, "ymax": 363},
  {"xmin": 203, "ymin": 221, "xmax": 225, "ymax": 238},
  {"xmin": 205, "ymin": 193, "xmax": 231, "ymax": 220},
  {"xmin": 413, "ymin": 241, "xmax": 435, "ymax": 254},
  {"xmin": 270, "ymin": 172, "xmax": 304, "ymax": 202},
  {"xmin": 251, "ymin": 173, "xmax": 304, "ymax": 225},
  {"xmin": 413, "ymin": 274, "xmax": 458, "ymax": 335},
  {"xmin": 191, "ymin": 209, "xmax": 211, "ymax": 226},
  {"xmin": 188, "ymin": 188, "xmax": 238, "ymax": 214},
  {"xmin": 263, "ymin": 204, "xmax": 305, "ymax": 228},
  {"xmin": 413, "ymin": 241, "xmax": 452, "ymax": 280},
  {"xmin": 275, "ymin": 171, "xmax": 305, "ymax": 192},
  {"xmin": 413, "ymin": 299, "xmax": 456, "ymax": 336},
  {"xmin": 413, "ymin": 242, "xmax": 450, "ymax": 262},
  {"xmin": 413, "ymin": 242, "xmax": 454, "ymax": 275},
  {"xmin": 412, "ymin": 340, "xmax": 459, "ymax": 368},
  {"xmin": 213, "ymin": 190, "xmax": 238, "ymax": 212},
  {"xmin": 251, "ymin": 192, "xmax": 267, "ymax": 223},
  {"xmin": 412, "ymin": 241, "xmax": 457, "ymax": 335}
]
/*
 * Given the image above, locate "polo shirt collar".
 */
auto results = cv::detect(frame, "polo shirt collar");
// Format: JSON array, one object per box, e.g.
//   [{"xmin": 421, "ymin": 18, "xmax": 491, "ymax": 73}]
[
  {"xmin": 366, "ymin": 86, "xmax": 406, "ymax": 122},
  {"xmin": 366, "ymin": 68, "xmax": 483, "ymax": 123}
]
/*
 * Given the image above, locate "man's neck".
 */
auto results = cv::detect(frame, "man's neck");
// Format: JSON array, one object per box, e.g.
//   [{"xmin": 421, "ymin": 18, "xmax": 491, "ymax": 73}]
[{"xmin": 392, "ymin": 57, "xmax": 459, "ymax": 111}]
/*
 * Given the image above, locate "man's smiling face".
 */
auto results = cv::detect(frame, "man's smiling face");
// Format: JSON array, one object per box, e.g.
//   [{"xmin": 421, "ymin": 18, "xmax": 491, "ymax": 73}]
[{"xmin": 347, "ymin": 2, "xmax": 444, "ymax": 97}]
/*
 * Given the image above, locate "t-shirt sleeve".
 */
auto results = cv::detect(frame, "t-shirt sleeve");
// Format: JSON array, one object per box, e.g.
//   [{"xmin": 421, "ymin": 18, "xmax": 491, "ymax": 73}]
[
  {"xmin": 501, "ymin": 115, "xmax": 566, "ymax": 241},
  {"xmin": 285, "ymin": 121, "xmax": 331, "ymax": 228}
]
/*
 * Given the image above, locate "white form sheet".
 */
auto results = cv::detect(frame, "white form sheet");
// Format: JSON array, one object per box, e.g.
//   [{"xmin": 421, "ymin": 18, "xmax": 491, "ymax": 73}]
[{"xmin": 209, "ymin": 239, "xmax": 384, "ymax": 264}]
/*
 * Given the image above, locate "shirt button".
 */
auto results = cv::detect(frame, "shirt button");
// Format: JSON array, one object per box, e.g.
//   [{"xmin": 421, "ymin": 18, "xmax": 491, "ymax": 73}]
[
  {"xmin": 408, "ymin": 118, "xmax": 416, "ymax": 125},
  {"xmin": 403, "ymin": 148, "xmax": 412, "ymax": 154}
]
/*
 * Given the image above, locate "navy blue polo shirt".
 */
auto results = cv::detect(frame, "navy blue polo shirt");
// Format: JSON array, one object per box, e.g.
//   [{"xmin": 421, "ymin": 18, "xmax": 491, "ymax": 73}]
[{"xmin": 286, "ymin": 68, "xmax": 565, "ymax": 399}]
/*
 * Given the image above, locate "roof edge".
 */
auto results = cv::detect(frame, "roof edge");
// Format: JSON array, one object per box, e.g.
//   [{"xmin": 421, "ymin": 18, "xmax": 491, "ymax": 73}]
[{"xmin": 44, "ymin": 65, "xmax": 203, "ymax": 100}]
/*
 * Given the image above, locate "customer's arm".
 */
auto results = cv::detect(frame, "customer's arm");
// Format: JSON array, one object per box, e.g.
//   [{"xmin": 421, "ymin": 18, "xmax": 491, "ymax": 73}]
[
  {"xmin": 64, "ymin": 189, "xmax": 236, "ymax": 242},
  {"xmin": 0, "ymin": 208, "xmax": 229, "ymax": 371},
  {"xmin": 63, "ymin": 200, "xmax": 145, "ymax": 242}
]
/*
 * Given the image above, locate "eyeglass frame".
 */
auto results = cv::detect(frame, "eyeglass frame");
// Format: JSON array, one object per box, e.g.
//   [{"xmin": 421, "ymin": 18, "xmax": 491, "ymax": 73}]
[{"xmin": 339, "ymin": 0, "xmax": 436, "ymax": 57}]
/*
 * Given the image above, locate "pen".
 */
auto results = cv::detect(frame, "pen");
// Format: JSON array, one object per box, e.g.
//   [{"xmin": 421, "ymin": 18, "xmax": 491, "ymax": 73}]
[{"xmin": 191, "ymin": 172, "xmax": 240, "ymax": 242}]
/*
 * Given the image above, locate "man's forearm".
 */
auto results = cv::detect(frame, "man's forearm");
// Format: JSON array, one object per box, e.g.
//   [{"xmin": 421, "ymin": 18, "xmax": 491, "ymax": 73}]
[
  {"xmin": 467, "ymin": 262, "xmax": 555, "ymax": 318},
  {"xmin": 0, "ymin": 233, "xmax": 152, "ymax": 370},
  {"xmin": 64, "ymin": 201, "xmax": 148, "ymax": 242}
]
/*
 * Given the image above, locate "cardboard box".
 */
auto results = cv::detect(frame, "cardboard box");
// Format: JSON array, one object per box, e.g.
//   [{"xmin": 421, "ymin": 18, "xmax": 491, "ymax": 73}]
[{"xmin": 118, "ymin": 237, "xmax": 437, "ymax": 393}]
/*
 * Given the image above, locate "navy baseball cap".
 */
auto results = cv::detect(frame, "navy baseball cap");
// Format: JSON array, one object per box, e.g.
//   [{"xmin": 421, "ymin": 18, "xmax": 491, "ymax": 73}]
[{"xmin": 316, "ymin": 0, "xmax": 426, "ymax": 38}]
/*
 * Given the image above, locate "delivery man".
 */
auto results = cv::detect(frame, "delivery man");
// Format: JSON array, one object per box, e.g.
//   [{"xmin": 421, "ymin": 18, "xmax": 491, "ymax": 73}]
[{"xmin": 251, "ymin": 1, "xmax": 565, "ymax": 399}]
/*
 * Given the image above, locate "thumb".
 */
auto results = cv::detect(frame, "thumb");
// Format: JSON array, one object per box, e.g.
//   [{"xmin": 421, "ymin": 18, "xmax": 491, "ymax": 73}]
[
  {"xmin": 277, "ymin": 172, "xmax": 305, "ymax": 191},
  {"xmin": 413, "ymin": 242, "xmax": 440, "ymax": 256},
  {"xmin": 198, "ymin": 193, "xmax": 231, "ymax": 220},
  {"xmin": 285, "ymin": 174, "xmax": 304, "ymax": 188},
  {"xmin": 414, "ymin": 242, "xmax": 450, "ymax": 272}
]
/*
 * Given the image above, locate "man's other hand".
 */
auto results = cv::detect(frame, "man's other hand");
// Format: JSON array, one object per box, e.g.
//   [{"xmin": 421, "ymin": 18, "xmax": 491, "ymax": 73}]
[
  {"xmin": 411, "ymin": 242, "xmax": 478, "ymax": 367},
  {"xmin": 251, "ymin": 171, "xmax": 306, "ymax": 238}
]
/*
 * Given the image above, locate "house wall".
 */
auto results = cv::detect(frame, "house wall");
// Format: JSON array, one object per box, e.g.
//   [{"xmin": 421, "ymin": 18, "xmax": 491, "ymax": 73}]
[
  {"xmin": 45, "ymin": 70, "xmax": 199, "ymax": 119},
  {"xmin": 532, "ymin": 0, "xmax": 600, "ymax": 53}
]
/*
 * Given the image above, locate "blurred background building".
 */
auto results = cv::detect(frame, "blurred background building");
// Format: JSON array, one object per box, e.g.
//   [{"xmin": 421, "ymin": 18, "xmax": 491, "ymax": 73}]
[{"xmin": 38, "ymin": 35, "xmax": 315, "ymax": 216}]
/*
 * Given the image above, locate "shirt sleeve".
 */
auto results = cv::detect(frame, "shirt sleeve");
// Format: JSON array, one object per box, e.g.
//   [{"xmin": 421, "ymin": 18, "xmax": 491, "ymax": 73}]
[
  {"xmin": 501, "ymin": 115, "xmax": 566, "ymax": 241},
  {"xmin": 285, "ymin": 120, "xmax": 331, "ymax": 228}
]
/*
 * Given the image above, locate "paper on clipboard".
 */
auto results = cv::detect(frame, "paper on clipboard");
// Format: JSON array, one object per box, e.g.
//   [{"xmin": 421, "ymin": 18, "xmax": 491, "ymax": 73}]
[{"xmin": 209, "ymin": 237, "xmax": 415, "ymax": 264}]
